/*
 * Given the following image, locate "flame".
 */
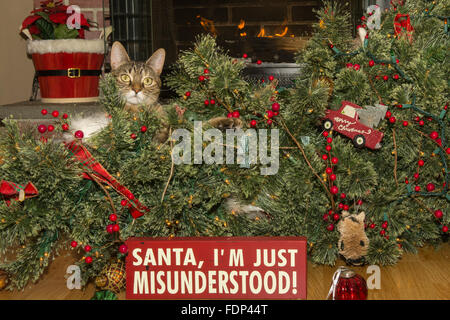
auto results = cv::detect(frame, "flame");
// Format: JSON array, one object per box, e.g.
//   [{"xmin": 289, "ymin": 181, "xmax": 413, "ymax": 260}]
[
  {"xmin": 257, "ymin": 26, "xmax": 265, "ymax": 37},
  {"xmin": 275, "ymin": 26, "xmax": 288, "ymax": 37},
  {"xmin": 257, "ymin": 25, "xmax": 289, "ymax": 38},
  {"xmin": 240, "ymin": 32, "xmax": 247, "ymax": 37},
  {"xmin": 238, "ymin": 19, "xmax": 245, "ymax": 30},
  {"xmin": 197, "ymin": 15, "xmax": 217, "ymax": 35}
]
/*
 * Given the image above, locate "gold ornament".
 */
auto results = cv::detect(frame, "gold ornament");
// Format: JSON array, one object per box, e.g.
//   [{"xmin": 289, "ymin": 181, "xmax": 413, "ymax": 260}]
[
  {"xmin": 95, "ymin": 262, "xmax": 126, "ymax": 294},
  {"xmin": 0, "ymin": 271, "xmax": 8, "ymax": 290}
]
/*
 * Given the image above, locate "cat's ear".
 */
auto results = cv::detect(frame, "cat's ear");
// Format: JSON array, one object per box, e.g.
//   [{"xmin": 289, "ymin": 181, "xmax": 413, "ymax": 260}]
[
  {"xmin": 146, "ymin": 48, "xmax": 166, "ymax": 76},
  {"xmin": 110, "ymin": 42, "xmax": 130, "ymax": 70}
]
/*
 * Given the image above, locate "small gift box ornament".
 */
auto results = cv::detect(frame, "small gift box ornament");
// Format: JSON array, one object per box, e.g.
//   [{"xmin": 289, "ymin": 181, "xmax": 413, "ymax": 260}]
[
  {"xmin": 0, "ymin": 180, "xmax": 39, "ymax": 206},
  {"xmin": 326, "ymin": 266, "xmax": 368, "ymax": 300},
  {"xmin": 394, "ymin": 14, "xmax": 414, "ymax": 43}
]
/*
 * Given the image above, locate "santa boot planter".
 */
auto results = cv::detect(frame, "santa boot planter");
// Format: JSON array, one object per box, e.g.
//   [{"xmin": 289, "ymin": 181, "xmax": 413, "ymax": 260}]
[{"xmin": 27, "ymin": 39, "xmax": 105, "ymax": 103}]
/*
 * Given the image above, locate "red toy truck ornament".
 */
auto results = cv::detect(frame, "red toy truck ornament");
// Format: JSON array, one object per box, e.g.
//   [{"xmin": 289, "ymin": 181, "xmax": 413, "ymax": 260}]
[{"xmin": 323, "ymin": 101, "xmax": 384, "ymax": 149}]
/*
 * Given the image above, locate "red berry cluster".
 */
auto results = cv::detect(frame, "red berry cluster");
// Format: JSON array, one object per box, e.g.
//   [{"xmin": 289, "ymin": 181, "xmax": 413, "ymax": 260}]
[
  {"xmin": 38, "ymin": 109, "xmax": 72, "ymax": 140},
  {"xmin": 368, "ymin": 59, "xmax": 401, "ymax": 82},
  {"xmin": 346, "ymin": 63, "xmax": 361, "ymax": 71},
  {"xmin": 70, "ymin": 241, "xmax": 94, "ymax": 264}
]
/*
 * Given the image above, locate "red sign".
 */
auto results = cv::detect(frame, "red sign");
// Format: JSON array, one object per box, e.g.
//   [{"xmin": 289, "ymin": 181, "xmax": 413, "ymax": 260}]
[{"xmin": 126, "ymin": 237, "xmax": 307, "ymax": 300}]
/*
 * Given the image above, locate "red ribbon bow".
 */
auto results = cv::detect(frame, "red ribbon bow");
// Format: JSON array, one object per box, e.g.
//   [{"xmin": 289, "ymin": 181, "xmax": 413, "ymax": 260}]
[
  {"xmin": 65, "ymin": 141, "xmax": 149, "ymax": 219},
  {"xmin": 0, "ymin": 180, "xmax": 39, "ymax": 206},
  {"xmin": 394, "ymin": 14, "xmax": 413, "ymax": 43}
]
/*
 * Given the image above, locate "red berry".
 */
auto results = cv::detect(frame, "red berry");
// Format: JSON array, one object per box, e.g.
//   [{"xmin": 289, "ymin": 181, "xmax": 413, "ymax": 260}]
[
  {"xmin": 141, "ymin": 126, "xmax": 147, "ymax": 133},
  {"xmin": 47, "ymin": 125, "xmax": 55, "ymax": 132},
  {"xmin": 41, "ymin": 109, "xmax": 48, "ymax": 115},
  {"xmin": 446, "ymin": 148, "xmax": 450, "ymax": 155},
  {"xmin": 383, "ymin": 75, "xmax": 389, "ymax": 81},
  {"xmin": 267, "ymin": 110, "xmax": 274, "ymax": 118},
  {"xmin": 204, "ymin": 69, "xmax": 209, "ymax": 74},
  {"xmin": 227, "ymin": 113, "xmax": 233, "ymax": 118},
  {"xmin": 127, "ymin": 193, "xmax": 135, "ymax": 200},
  {"xmin": 402, "ymin": 121, "xmax": 409, "ymax": 127},
  {"xmin": 210, "ymin": 99, "xmax": 216, "ymax": 105},
  {"xmin": 120, "ymin": 200, "xmax": 128, "ymax": 206},
  {"xmin": 426, "ymin": 183, "xmax": 435, "ymax": 192},
  {"xmin": 430, "ymin": 131, "xmax": 439, "ymax": 139},
  {"xmin": 131, "ymin": 133, "xmax": 137, "ymax": 140},
  {"xmin": 382, "ymin": 221, "xmax": 388, "ymax": 229},
  {"xmin": 353, "ymin": 64, "xmax": 361, "ymax": 71},
  {"xmin": 70, "ymin": 241, "xmax": 78, "ymax": 248},
  {"xmin": 393, "ymin": 74, "xmax": 399, "ymax": 80},
  {"xmin": 389, "ymin": 117, "xmax": 396, "ymax": 124},
  {"xmin": 243, "ymin": 53, "xmax": 248, "ymax": 58},
  {"xmin": 119, "ymin": 244, "xmax": 128, "ymax": 254},
  {"xmin": 340, "ymin": 193, "xmax": 346, "ymax": 199},
  {"xmin": 325, "ymin": 145, "xmax": 332, "ymax": 152},
  {"xmin": 357, "ymin": 199, "xmax": 363, "ymax": 206},
  {"xmin": 250, "ymin": 120, "xmax": 257, "ymax": 127},
  {"xmin": 268, "ymin": 75, "xmax": 274, "ymax": 81},
  {"xmin": 267, "ymin": 119, "xmax": 273, "ymax": 125},
  {"xmin": 338, "ymin": 203, "xmax": 344, "ymax": 209},
  {"xmin": 52, "ymin": 110, "xmax": 59, "ymax": 118},
  {"xmin": 370, "ymin": 223, "xmax": 375, "ymax": 229},
  {"xmin": 414, "ymin": 116, "xmax": 420, "ymax": 122},
  {"xmin": 271, "ymin": 103, "xmax": 280, "ymax": 112},
  {"xmin": 106, "ymin": 225, "xmax": 114, "ymax": 234},
  {"xmin": 38, "ymin": 125, "xmax": 47, "ymax": 134},
  {"xmin": 75, "ymin": 130, "xmax": 84, "ymax": 139},
  {"xmin": 419, "ymin": 120, "xmax": 425, "ymax": 126},
  {"xmin": 112, "ymin": 224, "xmax": 120, "ymax": 232},
  {"xmin": 385, "ymin": 111, "xmax": 392, "ymax": 118},
  {"xmin": 369, "ymin": 60, "xmax": 375, "ymax": 67},
  {"xmin": 62, "ymin": 113, "xmax": 69, "ymax": 119},
  {"xmin": 109, "ymin": 214, "xmax": 117, "ymax": 222},
  {"xmin": 330, "ymin": 174, "xmax": 337, "ymax": 181},
  {"xmin": 415, "ymin": 186, "xmax": 421, "ymax": 192},
  {"xmin": 256, "ymin": 60, "xmax": 262, "ymax": 65},
  {"xmin": 323, "ymin": 131, "xmax": 329, "ymax": 137},
  {"xmin": 418, "ymin": 160, "xmax": 425, "ymax": 167},
  {"xmin": 326, "ymin": 167, "xmax": 333, "ymax": 174},
  {"xmin": 198, "ymin": 75, "xmax": 206, "ymax": 81},
  {"xmin": 84, "ymin": 245, "xmax": 92, "ymax": 252},
  {"xmin": 85, "ymin": 256, "xmax": 93, "ymax": 264},
  {"xmin": 327, "ymin": 224, "xmax": 335, "ymax": 231},
  {"xmin": 414, "ymin": 173, "xmax": 419, "ymax": 179},
  {"xmin": 62, "ymin": 124, "xmax": 69, "ymax": 131},
  {"xmin": 273, "ymin": 111, "xmax": 279, "ymax": 116},
  {"xmin": 380, "ymin": 229, "xmax": 386, "ymax": 236},
  {"xmin": 185, "ymin": 91, "xmax": 191, "ymax": 97},
  {"xmin": 232, "ymin": 111, "xmax": 240, "ymax": 118},
  {"xmin": 327, "ymin": 137, "xmax": 333, "ymax": 144},
  {"xmin": 434, "ymin": 210, "xmax": 443, "ymax": 219},
  {"xmin": 443, "ymin": 226, "xmax": 448, "ymax": 233},
  {"xmin": 322, "ymin": 154, "xmax": 328, "ymax": 161},
  {"xmin": 333, "ymin": 213, "xmax": 340, "ymax": 221},
  {"xmin": 323, "ymin": 213, "xmax": 329, "ymax": 221},
  {"xmin": 331, "ymin": 157, "xmax": 339, "ymax": 164},
  {"xmin": 330, "ymin": 186, "xmax": 339, "ymax": 194},
  {"xmin": 343, "ymin": 204, "xmax": 349, "ymax": 211}
]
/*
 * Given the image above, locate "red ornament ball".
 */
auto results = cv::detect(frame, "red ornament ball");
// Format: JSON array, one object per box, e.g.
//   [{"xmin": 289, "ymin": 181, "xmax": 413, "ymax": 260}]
[
  {"xmin": 141, "ymin": 126, "xmax": 147, "ymax": 133},
  {"xmin": 62, "ymin": 124, "xmax": 69, "ymax": 131},
  {"xmin": 343, "ymin": 204, "xmax": 350, "ymax": 211},
  {"xmin": 382, "ymin": 75, "xmax": 389, "ymax": 81},
  {"xmin": 52, "ymin": 110, "xmax": 59, "ymax": 118},
  {"xmin": 74, "ymin": 130, "xmax": 84, "ymax": 139},
  {"xmin": 109, "ymin": 214, "xmax": 118, "ymax": 222},
  {"xmin": 430, "ymin": 131, "xmax": 439, "ymax": 139},
  {"xmin": 434, "ymin": 210, "xmax": 443, "ymax": 219},
  {"xmin": 271, "ymin": 103, "xmax": 280, "ymax": 112},
  {"xmin": 41, "ymin": 109, "xmax": 48, "ymax": 115},
  {"xmin": 85, "ymin": 256, "xmax": 93, "ymax": 264},
  {"xmin": 127, "ymin": 193, "xmax": 135, "ymax": 200},
  {"xmin": 418, "ymin": 160, "xmax": 425, "ymax": 167},
  {"xmin": 414, "ymin": 172, "xmax": 420, "ymax": 179},
  {"xmin": 346, "ymin": 63, "xmax": 353, "ymax": 68},
  {"xmin": 330, "ymin": 186, "xmax": 339, "ymax": 194},
  {"xmin": 426, "ymin": 183, "xmax": 435, "ymax": 192},
  {"xmin": 84, "ymin": 245, "xmax": 92, "ymax": 252},
  {"xmin": 119, "ymin": 244, "xmax": 128, "ymax": 254},
  {"xmin": 70, "ymin": 241, "xmax": 78, "ymax": 248},
  {"xmin": 38, "ymin": 125, "xmax": 47, "ymax": 134},
  {"xmin": 382, "ymin": 221, "xmax": 388, "ymax": 229}
]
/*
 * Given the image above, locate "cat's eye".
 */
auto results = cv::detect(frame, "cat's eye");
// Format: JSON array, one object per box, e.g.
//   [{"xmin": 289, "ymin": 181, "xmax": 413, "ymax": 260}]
[
  {"xmin": 120, "ymin": 74, "xmax": 131, "ymax": 82},
  {"xmin": 143, "ymin": 77, "xmax": 153, "ymax": 86}
]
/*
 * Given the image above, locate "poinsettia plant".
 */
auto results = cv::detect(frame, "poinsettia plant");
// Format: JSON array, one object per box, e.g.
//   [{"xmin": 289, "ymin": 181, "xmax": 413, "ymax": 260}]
[{"xmin": 21, "ymin": 0, "xmax": 91, "ymax": 40}]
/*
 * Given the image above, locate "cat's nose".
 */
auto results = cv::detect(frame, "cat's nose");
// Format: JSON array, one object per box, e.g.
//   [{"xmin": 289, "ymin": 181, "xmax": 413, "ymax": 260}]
[{"xmin": 133, "ymin": 88, "xmax": 141, "ymax": 94}]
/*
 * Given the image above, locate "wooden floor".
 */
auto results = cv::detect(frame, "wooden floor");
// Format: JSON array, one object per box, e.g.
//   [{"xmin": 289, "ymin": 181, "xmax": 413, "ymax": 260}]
[{"xmin": 0, "ymin": 242, "xmax": 448, "ymax": 300}]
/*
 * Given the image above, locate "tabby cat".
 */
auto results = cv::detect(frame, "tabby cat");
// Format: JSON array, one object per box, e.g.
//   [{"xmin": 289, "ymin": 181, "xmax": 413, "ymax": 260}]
[{"xmin": 110, "ymin": 42, "xmax": 242, "ymax": 142}]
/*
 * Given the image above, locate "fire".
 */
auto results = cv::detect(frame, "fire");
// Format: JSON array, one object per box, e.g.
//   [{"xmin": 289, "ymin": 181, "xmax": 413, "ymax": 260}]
[
  {"xmin": 257, "ymin": 26, "xmax": 266, "ymax": 37},
  {"xmin": 238, "ymin": 19, "xmax": 245, "ymax": 30},
  {"xmin": 275, "ymin": 26, "xmax": 288, "ymax": 37},
  {"xmin": 197, "ymin": 15, "xmax": 217, "ymax": 35},
  {"xmin": 257, "ymin": 25, "xmax": 289, "ymax": 38}
]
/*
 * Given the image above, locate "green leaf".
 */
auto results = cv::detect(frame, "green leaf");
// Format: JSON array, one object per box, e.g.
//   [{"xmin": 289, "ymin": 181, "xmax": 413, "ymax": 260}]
[
  {"xmin": 35, "ymin": 12, "xmax": 53, "ymax": 24},
  {"xmin": 54, "ymin": 24, "xmax": 79, "ymax": 39},
  {"xmin": 35, "ymin": 18, "xmax": 55, "ymax": 40}
]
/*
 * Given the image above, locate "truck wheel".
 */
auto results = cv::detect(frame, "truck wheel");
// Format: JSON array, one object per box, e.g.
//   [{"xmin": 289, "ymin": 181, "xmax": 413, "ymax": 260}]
[
  {"xmin": 323, "ymin": 120, "xmax": 333, "ymax": 130},
  {"xmin": 353, "ymin": 135, "xmax": 366, "ymax": 148}
]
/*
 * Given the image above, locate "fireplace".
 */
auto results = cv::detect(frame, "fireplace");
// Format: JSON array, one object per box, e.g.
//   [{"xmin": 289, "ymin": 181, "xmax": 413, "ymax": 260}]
[{"xmin": 108, "ymin": 0, "xmax": 364, "ymax": 93}]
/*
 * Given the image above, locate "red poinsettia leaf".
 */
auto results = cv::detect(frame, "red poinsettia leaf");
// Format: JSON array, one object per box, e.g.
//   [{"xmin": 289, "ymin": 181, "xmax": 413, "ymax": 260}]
[
  {"xmin": 29, "ymin": 25, "xmax": 41, "ymax": 35},
  {"xmin": 49, "ymin": 12, "xmax": 68, "ymax": 25},
  {"xmin": 21, "ymin": 15, "xmax": 41, "ymax": 30},
  {"xmin": 78, "ymin": 28, "xmax": 85, "ymax": 39},
  {"xmin": 80, "ymin": 15, "xmax": 90, "ymax": 28}
]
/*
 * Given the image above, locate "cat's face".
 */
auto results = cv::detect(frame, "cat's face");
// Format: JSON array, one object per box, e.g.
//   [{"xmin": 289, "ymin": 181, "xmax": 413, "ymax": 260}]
[{"xmin": 110, "ymin": 42, "xmax": 165, "ymax": 106}]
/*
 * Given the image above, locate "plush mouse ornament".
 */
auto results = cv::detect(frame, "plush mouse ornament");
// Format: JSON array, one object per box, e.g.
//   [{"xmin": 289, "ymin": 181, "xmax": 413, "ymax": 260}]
[{"xmin": 337, "ymin": 211, "xmax": 369, "ymax": 266}]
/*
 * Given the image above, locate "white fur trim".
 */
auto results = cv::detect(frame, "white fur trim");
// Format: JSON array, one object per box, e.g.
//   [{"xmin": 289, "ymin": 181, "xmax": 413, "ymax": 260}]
[
  {"xmin": 27, "ymin": 39, "xmax": 105, "ymax": 54},
  {"xmin": 63, "ymin": 113, "xmax": 110, "ymax": 142}
]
